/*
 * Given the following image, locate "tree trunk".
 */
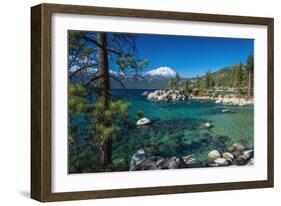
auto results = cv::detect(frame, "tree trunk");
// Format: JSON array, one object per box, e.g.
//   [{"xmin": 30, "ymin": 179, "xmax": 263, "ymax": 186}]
[
  {"xmin": 97, "ymin": 32, "xmax": 112, "ymax": 169},
  {"xmin": 247, "ymin": 69, "xmax": 253, "ymax": 96}
]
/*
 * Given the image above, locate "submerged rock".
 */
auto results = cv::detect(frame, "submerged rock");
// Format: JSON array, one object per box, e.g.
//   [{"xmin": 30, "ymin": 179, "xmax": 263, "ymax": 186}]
[
  {"xmin": 136, "ymin": 117, "xmax": 151, "ymax": 126},
  {"xmin": 204, "ymin": 122, "xmax": 212, "ymax": 129},
  {"xmin": 221, "ymin": 109, "xmax": 229, "ymax": 113}
]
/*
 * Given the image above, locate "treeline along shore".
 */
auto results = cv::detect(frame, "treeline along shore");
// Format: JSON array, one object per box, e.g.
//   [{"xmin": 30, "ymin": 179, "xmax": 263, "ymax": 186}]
[{"xmin": 142, "ymin": 54, "xmax": 254, "ymax": 106}]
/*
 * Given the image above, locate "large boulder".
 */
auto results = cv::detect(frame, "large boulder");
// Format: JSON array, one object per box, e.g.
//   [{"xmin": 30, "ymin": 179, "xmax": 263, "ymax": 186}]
[
  {"xmin": 129, "ymin": 149, "xmax": 148, "ymax": 170},
  {"xmin": 207, "ymin": 150, "xmax": 221, "ymax": 162},
  {"xmin": 136, "ymin": 117, "xmax": 151, "ymax": 126},
  {"xmin": 228, "ymin": 143, "xmax": 245, "ymax": 158}
]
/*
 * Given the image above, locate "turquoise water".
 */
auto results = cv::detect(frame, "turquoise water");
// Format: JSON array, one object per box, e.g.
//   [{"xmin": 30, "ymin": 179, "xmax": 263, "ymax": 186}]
[
  {"xmin": 111, "ymin": 89, "xmax": 254, "ymax": 164},
  {"xmin": 69, "ymin": 89, "xmax": 254, "ymax": 172}
]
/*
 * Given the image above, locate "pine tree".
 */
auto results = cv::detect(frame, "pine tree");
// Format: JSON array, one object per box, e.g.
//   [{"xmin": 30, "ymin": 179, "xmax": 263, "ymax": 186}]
[
  {"xmin": 195, "ymin": 75, "xmax": 200, "ymax": 89},
  {"xmin": 246, "ymin": 55, "xmax": 254, "ymax": 96},
  {"xmin": 168, "ymin": 77, "xmax": 176, "ymax": 90},
  {"xmin": 68, "ymin": 31, "xmax": 148, "ymax": 169},
  {"xmin": 205, "ymin": 69, "xmax": 212, "ymax": 89},
  {"xmin": 174, "ymin": 72, "xmax": 180, "ymax": 89},
  {"xmin": 183, "ymin": 79, "xmax": 190, "ymax": 95}
]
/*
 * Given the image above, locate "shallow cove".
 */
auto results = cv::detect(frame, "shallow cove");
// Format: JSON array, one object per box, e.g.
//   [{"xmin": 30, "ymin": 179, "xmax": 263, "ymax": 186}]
[{"xmin": 111, "ymin": 89, "xmax": 254, "ymax": 164}]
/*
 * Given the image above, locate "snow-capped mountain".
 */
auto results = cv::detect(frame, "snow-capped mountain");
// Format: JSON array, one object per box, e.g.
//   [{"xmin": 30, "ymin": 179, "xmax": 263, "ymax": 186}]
[
  {"xmin": 144, "ymin": 66, "xmax": 176, "ymax": 78},
  {"xmin": 69, "ymin": 66, "xmax": 178, "ymax": 89}
]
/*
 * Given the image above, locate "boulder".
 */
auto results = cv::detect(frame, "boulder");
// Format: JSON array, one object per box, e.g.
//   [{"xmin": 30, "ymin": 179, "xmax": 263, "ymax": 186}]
[
  {"xmin": 136, "ymin": 117, "xmax": 151, "ymax": 126},
  {"xmin": 243, "ymin": 150, "xmax": 254, "ymax": 160},
  {"xmin": 159, "ymin": 157, "xmax": 185, "ymax": 169},
  {"xmin": 233, "ymin": 143, "xmax": 245, "ymax": 152},
  {"xmin": 222, "ymin": 152, "xmax": 234, "ymax": 163},
  {"xmin": 236, "ymin": 150, "xmax": 254, "ymax": 165},
  {"xmin": 147, "ymin": 93, "xmax": 156, "ymax": 100},
  {"xmin": 157, "ymin": 94, "xmax": 169, "ymax": 101},
  {"xmin": 227, "ymin": 143, "xmax": 245, "ymax": 157},
  {"xmin": 129, "ymin": 149, "xmax": 148, "ymax": 170},
  {"xmin": 214, "ymin": 158, "xmax": 229, "ymax": 166},
  {"xmin": 207, "ymin": 150, "xmax": 221, "ymax": 162},
  {"xmin": 142, "ymin": 91, "xmax": 149, "ymax": 96},
  {"xmin": 132, "ymin": 156, "xmax": 163, "ymax": 170},
  {"xmin": 236, "ymin": 155, "xmax": 247, "ymax": 165},
  {"xmin": 182, "ymin": 155, "xmax": 199, "ymax": 168}
]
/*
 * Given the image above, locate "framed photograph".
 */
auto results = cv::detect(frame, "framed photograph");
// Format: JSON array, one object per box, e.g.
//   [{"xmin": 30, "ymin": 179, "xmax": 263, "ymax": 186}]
[{"xmin": 31, "ymin": 3, "xmax": 274, "ymax": 202}]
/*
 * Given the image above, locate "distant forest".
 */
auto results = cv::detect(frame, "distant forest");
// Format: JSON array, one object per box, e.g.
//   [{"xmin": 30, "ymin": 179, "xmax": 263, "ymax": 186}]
[{"xmin": 168, "ymin": 55, "xmax": 254, "ymax": 96}]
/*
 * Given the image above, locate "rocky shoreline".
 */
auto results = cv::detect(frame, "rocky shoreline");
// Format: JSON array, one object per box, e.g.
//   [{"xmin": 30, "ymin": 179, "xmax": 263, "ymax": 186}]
[
  {"xmin": 142, "ymin": 89, "xmax": 253, "ymax": 106},
  {"xmin": 144, "ymin": 89, "xmax": 189, "ymax": 102},
  {"xmin": 129, "ymin": 143, "xmax": 254, "ymax": 171}
]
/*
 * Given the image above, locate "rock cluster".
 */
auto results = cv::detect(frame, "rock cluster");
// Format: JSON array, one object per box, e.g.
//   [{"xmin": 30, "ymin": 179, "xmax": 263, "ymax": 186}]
[
  {"xmin": 207, "ymin": 143, "xmax": 254, "ymax": 167},
  {"xmin": 215, "ymin": 97, "xmax": 253, "ymax": 106},
  {"xmin": 129, "ymin": 149, "xmax": 199, "ymax": 171},
  {"xmin": 144, "ymin": 89, "xmax": 189, "ymax": 102},
  {"xmin": 143, "ymin": 90, "xmax": 253, "ymax": 106},
  {"xmin": 130, "ymin": 143, "xmax": 254, "ymax": 171}
]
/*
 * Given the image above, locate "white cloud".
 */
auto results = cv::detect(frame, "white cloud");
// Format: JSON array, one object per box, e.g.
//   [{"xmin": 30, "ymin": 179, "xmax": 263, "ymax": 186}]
[{"xmin": 144, "ymin": 66, "xmax": 176, "ymax": 77}]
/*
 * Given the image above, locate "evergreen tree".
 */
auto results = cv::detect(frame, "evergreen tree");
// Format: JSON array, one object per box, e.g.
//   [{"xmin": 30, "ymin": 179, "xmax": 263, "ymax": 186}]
[
  {"xmin": 168, "ymin": 77, "xmax": 176, "ymax": 90},
  {"xmin": 195, "ymin": 75, "xmax": 200, "ymax": 89},
  {"xmin": 183, "ymin": 79, "xmax": 190, "ymax": 95},
  {"xmin": 246, "ymin": 55, "xmax": 254, "ymax": 96},
  {"xmin": 174, "ymin": 72, "xmax": 180, "ymax": 89},
  {"xmin": 205, "ymin": 69, "xmax": 212, "ymax": 89},
  {"xmin": 68, "ymin": 31, "xmax": 148, "ymax": 169},
  {"xmin": 234, "ymin": 63, "xmax": 243, "ymax": 88}
]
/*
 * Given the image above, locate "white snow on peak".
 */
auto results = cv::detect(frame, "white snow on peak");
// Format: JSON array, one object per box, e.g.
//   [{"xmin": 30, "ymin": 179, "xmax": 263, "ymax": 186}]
[{"xmin": 144, "ymin": 66, "xmax": 176, "ymax": 77}]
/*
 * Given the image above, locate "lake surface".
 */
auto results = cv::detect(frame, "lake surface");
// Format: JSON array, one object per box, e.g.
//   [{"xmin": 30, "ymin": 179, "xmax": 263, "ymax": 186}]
[
  {"xmin": 112, "ymin": 89, "xmax": 253, "ymax": 163},
  {"xmin": 69, "ymin": 89, "xmax": 254, "ymax": 172}
]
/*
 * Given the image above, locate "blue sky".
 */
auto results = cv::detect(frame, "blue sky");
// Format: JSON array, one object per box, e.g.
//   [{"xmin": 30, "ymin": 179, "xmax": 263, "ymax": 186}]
[{"xmin": 132, "ymin": 34, "xmax": 253, "ymax": 78}]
